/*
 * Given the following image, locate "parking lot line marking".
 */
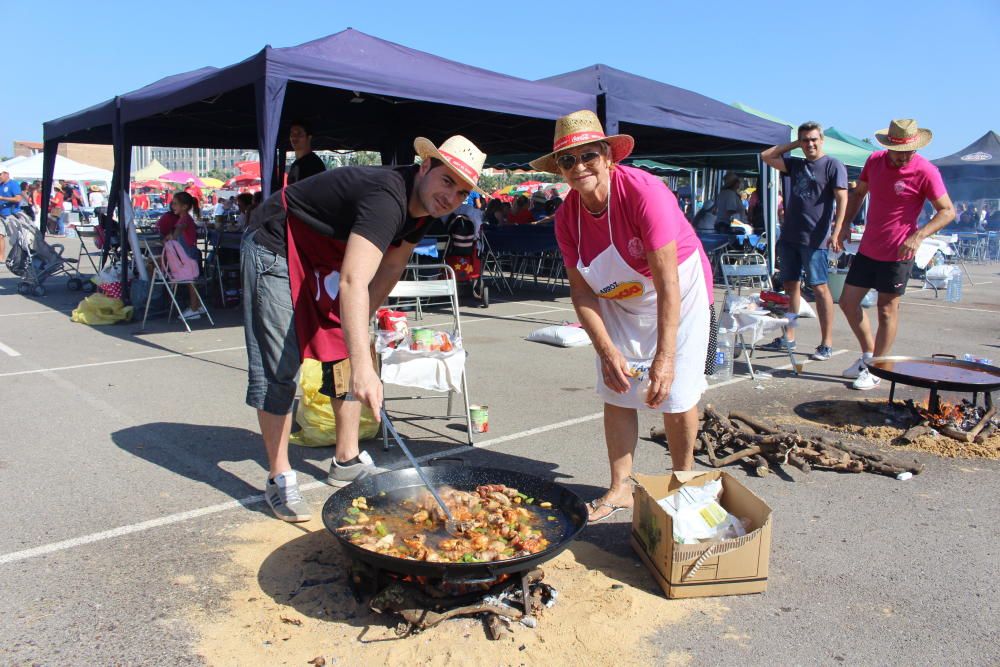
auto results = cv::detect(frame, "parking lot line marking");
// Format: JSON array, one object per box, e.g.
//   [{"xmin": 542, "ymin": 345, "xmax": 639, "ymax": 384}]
[
  {"xmin": 0, "ymin": 345, "xmax": 850, "ymax": 564},
  {"xmin": 0, "ymin": 310, "xmax": 69, "ymax": 317},
  {"xmin": 900, "ymin": 300, "xmax": 999, "ymax": 314},
  {"xmin": 0, "ymin": 340, "xmax": 21, "ymax": 356},
  {"xmin": 0, "ymin": 345, "xmax": 247, "ymax": 378}
]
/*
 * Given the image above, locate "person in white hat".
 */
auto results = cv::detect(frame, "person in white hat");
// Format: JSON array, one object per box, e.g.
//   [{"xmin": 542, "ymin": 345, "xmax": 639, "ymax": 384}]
[
  {"xmin": 832, "ymin": 119, "xmax": 955, "ymax": 390},
  {"xmin": 242, "ymin": 135, "xmax": 487, "ymax": 522},
  {"xmin": 532, "ymin": 110, "xmax": 713, "ymax": 523}
]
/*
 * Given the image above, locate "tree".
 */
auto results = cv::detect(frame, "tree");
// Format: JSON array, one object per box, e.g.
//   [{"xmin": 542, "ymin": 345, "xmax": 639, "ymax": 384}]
[{"xmin": 206, "ymin": 167, "xmax": 234, "ymax": 181}]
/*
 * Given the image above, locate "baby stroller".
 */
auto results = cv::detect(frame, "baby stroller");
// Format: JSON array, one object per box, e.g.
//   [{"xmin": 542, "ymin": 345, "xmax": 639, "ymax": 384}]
[
  {"xmin": 443, "ymin": 213, "xmax": 488, "ymax": 307},
  {"xmin": 4, "ymin": 214, "xmax": 93, "ymax": 297}
]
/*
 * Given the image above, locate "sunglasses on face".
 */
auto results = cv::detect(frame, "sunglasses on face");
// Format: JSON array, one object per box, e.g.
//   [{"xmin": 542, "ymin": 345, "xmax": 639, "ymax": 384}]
[{"xmin": 556, "ymin": 151, "xmax": 602, "ymax": 171}]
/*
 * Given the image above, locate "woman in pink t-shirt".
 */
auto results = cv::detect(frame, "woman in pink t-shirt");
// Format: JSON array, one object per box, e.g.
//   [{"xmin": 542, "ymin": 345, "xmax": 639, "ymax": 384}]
[{"xmin": 532, "ymin": 111, "xmax": 712, "ymax": 523}]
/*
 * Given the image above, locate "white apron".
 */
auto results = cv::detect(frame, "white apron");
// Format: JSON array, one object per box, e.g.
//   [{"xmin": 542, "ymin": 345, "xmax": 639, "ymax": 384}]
[{"xmin": 576, "ymin": 191, "xmax": 709, "ymax": 413}]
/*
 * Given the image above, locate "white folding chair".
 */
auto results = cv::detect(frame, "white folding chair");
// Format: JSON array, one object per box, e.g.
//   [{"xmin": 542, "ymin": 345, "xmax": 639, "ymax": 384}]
[
  {"xmin": 379, "ymin": 264, "xmax": 474, "ymax": 447},
  {"xmin": 139, "ymin": 237, "xmax": 214, "ymax": 333},
  {"xmin": 718, "ymin": 252, "xmax": 797, "ymax": 378},
  {"xmin": 719, "ymin": 251, "xmax": 772, "ymax": 294}
]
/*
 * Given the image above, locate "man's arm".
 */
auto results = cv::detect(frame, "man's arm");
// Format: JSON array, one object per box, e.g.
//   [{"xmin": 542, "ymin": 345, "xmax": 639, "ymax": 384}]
[
  {"xmin": 339, "ymin": 232, "xmax": 386, "ymax": 418},
  {"xmin": 368, "ymin": 241, "xmax": 414, "ymax": 316},
  {"xmin": 760, "ymin": 140, "xmax": 801, "ymax": 173},
  {"xmin": 831, "ymin": 180, "xmax": 868, "ymax": 252},
  {"xmin": 828, "ymin": 188, "xmax": 849, "ymax": 249},
  {"xmin": 897, "ymin": 194, "xmax": 956, "ymax": 260}
]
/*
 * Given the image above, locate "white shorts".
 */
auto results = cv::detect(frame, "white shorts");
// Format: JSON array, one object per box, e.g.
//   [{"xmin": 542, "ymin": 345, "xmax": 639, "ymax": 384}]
[{"xmin": 596, "ymin": 253, "xmax": 710, "ymax": 414}]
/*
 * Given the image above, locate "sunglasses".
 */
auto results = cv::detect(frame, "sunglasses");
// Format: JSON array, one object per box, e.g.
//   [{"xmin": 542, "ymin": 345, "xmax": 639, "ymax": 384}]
[{"xmin": 556, "ymin": 151, "xmax": 602, "ymax": 171}]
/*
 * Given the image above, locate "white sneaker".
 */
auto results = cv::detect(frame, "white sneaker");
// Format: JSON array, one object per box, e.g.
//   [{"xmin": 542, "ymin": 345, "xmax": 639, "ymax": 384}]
[
  {"xmin": 852, "ymin": 368, "xmax": 881, "ymax": 391},
  {"xmin": 841, "ymin": 357, "xmax": 867, "ymax": 379},
  {"xmin": 180, "ymin": 307, "xmax": 202, "ymax": 320}
]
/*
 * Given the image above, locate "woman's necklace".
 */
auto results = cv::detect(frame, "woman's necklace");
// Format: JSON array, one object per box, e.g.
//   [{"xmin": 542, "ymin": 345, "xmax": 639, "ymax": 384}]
[{"xmin": 583, "ymin": 198, "xmax": 609, "ymax": 217}]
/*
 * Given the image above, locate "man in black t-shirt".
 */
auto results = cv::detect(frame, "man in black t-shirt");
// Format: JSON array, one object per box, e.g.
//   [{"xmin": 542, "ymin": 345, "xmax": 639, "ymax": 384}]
[
  {"xmin": 761, "ymin": 121, "xmax": 848, "ymax": 361},
  {"xmin": 286, "ymin": 120, "xmax": 326, "ymax": 184},
  {"xmin": 243, "ymin": 135, "xmax": 486, "ymax": 522}
]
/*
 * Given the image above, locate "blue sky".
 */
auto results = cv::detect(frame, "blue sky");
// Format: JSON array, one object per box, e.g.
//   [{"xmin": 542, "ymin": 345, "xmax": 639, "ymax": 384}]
[{"xmin": 6, "ymin": 0, "xmax": 997, "ymax": 161}]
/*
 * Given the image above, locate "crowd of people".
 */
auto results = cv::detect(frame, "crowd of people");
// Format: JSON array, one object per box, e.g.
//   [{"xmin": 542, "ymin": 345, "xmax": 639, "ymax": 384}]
[
  {"xmin": 1, "ymin": 108, "xmax": 973, "ymax": 532},
  {"xmin": 950, "ymin": 201, "xmax": 1000, "ymax": 232},
  {"xmin": 482, "ymin": 188, "xmax": 564, "ymax": 226}
]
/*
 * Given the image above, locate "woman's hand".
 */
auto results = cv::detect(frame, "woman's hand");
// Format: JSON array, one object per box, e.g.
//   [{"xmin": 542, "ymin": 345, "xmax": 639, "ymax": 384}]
[
  {"xmin": 598, "ymin": 346, "xmax": 631, "ymax": 394},
  {"xmin": 645, "ymin": 351, "xmax": 675, "ymax": 408}
]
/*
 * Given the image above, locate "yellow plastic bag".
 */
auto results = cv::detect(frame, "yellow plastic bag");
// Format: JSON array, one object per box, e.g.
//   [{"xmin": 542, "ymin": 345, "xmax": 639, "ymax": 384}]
[
  {"xmin": 71, "ymin": 293, "xmax": 134, "ymax": 325},
  {"xmin": 290, "ymin": 358, "xmax": 380, "ymax": 447}
]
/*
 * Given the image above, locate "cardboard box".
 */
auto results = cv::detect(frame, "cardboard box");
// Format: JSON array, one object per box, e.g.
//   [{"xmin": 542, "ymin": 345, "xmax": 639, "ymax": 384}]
[{"xmin": 631, "ymin": 470, "xmax": 772, "ymax": 599}]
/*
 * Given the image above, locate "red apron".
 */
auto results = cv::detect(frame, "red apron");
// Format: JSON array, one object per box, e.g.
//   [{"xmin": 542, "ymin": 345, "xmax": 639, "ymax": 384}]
[{"xmin": 283, "ymin": 189, "xmax": 349, "ymax": 362}]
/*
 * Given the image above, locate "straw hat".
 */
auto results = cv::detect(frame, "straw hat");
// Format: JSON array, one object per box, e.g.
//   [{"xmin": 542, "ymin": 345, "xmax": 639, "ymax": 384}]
[
  {"xmin": 874, "ymin": 118, "xmax": 933, "ymax": 151},
  {"xmin": 413, "ymin": 135, "xmax": 487, "ymax": 195},
  {"xmin": 529, "ymin": 110, "xmax": 634, "ymax": 173}
]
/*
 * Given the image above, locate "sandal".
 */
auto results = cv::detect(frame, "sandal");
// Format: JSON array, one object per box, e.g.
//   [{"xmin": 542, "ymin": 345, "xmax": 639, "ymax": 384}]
[{"xmin": 587, "ymin": 499, "xmax": 631, "ymax": 523}]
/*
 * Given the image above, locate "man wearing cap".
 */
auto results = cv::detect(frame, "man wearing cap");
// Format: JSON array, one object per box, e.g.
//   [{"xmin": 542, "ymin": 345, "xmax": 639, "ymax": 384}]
[
  {"xmin": 832, "ymin": 119, "xmax": 955, "ymax": 390},
  {"xmin": 0, "ymin": 171, "xmax": 22, "ymax": 259},
  {"xmin": 242, "ymin": 136, "xmax": 486, "ymax": 522},
  {"xmin": 761, "ymin": 121, "xmax": 848, "ymax": 361}
]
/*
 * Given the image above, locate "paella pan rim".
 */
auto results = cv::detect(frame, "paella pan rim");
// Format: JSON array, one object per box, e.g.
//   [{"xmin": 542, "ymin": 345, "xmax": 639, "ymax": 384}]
[
  {"xmin": 321, "ymin": 464, "xmax": 589, "ymax": 580},
  {"xmin": 866, "ymin": 355, "xmax": 1000, "ymax": 392}
]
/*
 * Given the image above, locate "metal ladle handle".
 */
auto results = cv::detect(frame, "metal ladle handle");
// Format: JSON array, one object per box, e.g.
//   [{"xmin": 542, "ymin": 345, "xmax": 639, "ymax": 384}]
[{"xmin": 380, "ymin": 409, "xmax": 455, "ymax": 523}]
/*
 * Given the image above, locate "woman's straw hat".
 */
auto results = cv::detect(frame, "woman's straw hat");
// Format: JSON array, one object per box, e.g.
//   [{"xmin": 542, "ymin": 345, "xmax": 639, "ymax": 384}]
[
  {"xmin": 529, "ymin": 110, "xmax": 634, "ymax": 173},
  {"xmin": 874, "ymin": 119, "xmax": 933, "ymax": 151},
  {"xmin": 413, "ymin": 135, "xmax": 487, "ymax": 195}
]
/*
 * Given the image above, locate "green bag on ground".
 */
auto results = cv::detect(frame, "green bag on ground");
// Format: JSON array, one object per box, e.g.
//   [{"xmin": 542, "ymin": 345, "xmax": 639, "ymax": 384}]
[{"xmin": 290, "ymin": 358, "xmax": 380, "ymax": 447}]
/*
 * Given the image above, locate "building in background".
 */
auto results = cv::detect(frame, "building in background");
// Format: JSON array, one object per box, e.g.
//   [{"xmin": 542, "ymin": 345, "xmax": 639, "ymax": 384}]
[
  {"xmin": 131, "ymin": 147, "xmax": 258, "ymax": 175},
  {"xmin": 13, "ymin": 141, "xmax": 114, "ymax": 171}
]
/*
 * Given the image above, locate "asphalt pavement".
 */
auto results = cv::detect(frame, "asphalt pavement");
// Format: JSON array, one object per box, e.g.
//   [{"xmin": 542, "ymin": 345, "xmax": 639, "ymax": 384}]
[{"xmin": 0, "ymin": 242, "xmax": 997, "ymax": 666}]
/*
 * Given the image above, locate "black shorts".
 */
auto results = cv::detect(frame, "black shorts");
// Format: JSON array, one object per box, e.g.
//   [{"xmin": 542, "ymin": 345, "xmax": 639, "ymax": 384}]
[{"xmin": 845, "ymin": 252, "xmax": 914, "ymax": 296}]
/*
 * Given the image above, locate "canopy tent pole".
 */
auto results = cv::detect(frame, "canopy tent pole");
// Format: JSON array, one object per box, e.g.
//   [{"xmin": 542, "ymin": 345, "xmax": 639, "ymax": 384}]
[
  {"xmin": 111, "ymin": 102, "xmax": 146, "ymax": 290},
  {"xmin": 766, "ymin": 165, "xmax": 779, "ymax": 271},
  {"xmin": 40, "ymin": 141, "xmax": 59, "ymax": 236},
  {"xmin": 254, "ymin": 68, "xmax": 287, "ymax": 195}
]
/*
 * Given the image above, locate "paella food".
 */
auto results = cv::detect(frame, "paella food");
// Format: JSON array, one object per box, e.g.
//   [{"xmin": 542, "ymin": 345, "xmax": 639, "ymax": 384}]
[{"xmin": 337, "ymin": 484, "xmax": 555, "ymax": 563}]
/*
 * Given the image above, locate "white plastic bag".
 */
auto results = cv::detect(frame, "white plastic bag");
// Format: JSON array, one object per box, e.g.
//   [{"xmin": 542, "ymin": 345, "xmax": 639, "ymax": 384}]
[
  {"xmin": 657, "ymin": 480, "xmax": 747, "ymax": 544},
  {"xmin": 526, "ymin": 325, "xmax": 591, "ymax": 347}
]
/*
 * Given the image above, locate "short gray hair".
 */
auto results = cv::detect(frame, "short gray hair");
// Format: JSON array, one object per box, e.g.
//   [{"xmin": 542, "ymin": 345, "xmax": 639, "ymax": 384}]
[{"xmin": 797, "ymin": 121, "xmax": 823, "ymax": 138}]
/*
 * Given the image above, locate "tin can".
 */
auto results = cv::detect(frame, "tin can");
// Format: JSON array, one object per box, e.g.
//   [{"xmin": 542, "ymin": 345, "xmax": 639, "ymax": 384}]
[
  {"xmin": 470, "ymin": 405, "xmax": 489, "ymax": 433},
  {"xmin": 411, "ymin": 328, "xmax": 434, "ymax": 350}
]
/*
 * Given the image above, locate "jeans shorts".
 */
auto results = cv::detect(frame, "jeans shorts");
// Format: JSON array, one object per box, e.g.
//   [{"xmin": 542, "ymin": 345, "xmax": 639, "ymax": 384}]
[
  {"xmin": 778, "ymin": 240, "xmax": 829, "ymax": 286},
  {"xmin": 242, "ymin": 230, "xmax": 300, "ymax": 415}
]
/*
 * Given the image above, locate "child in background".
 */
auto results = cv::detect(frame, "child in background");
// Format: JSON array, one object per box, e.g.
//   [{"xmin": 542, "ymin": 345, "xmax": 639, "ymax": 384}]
[{"xmin": 156, "ymin": 191, "xmax": 205, "ymax": 319}]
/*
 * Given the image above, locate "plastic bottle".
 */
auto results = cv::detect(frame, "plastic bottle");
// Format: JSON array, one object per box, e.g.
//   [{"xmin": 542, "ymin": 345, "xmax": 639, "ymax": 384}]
[
  {"xmin": 714, "ymin": 328, "xmax": 734, "ymax": 381},
  {"xmin": 945, "ymin": 268, "xmax": 962, "ymax": 303}
]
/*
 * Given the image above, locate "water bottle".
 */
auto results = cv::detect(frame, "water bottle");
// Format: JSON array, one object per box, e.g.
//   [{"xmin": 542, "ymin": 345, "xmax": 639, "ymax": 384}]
[
  {"xmin": 945, "ymin": 268, "xmax": 962, "ymax": 303},
  {"xmin": 714, "ymin": 328, "xmax": 734, "ymax": 381}
]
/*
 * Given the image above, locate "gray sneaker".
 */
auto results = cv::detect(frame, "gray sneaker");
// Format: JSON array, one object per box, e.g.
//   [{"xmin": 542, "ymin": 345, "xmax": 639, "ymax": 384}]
[
  {"xmin": 326, "ymin": 450, "xmax": 381, "ymax": 487},
  {"xmin": 264, "ymin": 471, "xmax": 312, "ymax": 522},
  {"xmin": 811, "ymin": 345, "xmax": 833, "ymax": 361}
]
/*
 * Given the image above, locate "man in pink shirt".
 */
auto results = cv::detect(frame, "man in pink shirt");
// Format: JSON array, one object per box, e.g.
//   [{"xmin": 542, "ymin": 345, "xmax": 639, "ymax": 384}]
[{"xmin": 832, "ymin": 119, "xmax": 955, "ymax": 390}]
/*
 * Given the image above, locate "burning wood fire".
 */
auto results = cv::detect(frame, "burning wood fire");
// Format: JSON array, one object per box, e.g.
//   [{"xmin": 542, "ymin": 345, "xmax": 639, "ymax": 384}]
[
  {"xmin": 352, "ymin": 561, "xmax": 556, "ymax": 640},
  {"xmin": 916, "ymin": 399, "xmax": 998, "ymax": 435}
]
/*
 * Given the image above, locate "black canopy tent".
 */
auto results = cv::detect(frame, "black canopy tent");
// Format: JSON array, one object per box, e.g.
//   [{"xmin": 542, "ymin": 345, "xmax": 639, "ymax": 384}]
[
  {"xmin": 931, "ymin": 130, "xmax": 1000, "ymax": 201},
  {"xmin": 42, "ymin": 29, "xmax": 595, "ymax": 287}
]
